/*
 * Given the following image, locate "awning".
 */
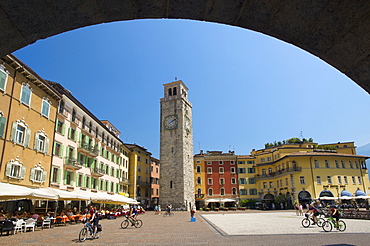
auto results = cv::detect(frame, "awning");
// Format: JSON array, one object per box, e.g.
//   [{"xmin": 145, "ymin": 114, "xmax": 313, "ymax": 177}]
[
  {"xmin": 205, "ymin": 199, "xmax": 220, "ymax": 202},
  {"xmin": 0, "ymin": 182, "xmax": 58, "ymax": 200},
  {"xmin": 221, "ymin": 198, "xmax": 236, "ymax": 202},
  {"xmin": 319, "ymin": 197, "xmax": 338, "ymax": 200},
  {"xmin": 339, "ymin": 196, "xmax": 353, "ymax": 200},
  {"xmin": 38, "ymin": 188, "xmax": 90, "ymax": 200},
  {"xmin": 354, "ymin": 195, "xmax": 370, "ymax": 199}
]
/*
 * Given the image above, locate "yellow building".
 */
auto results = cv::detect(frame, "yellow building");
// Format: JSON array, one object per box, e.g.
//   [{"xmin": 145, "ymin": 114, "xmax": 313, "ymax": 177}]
[
  {"xmin": 194, "ymin": 152, "xmax": 207, "ymax": 208},
  {"xmin": 125, "ymin": 143, "xmax": 152, "ymax": 207},
  {"xmin": 236, "ymin": 155, "xmax": 258, "ymax": 201},
  {"xmin": 238, "ymin": 139, "xmax": 369, "ymax": 208},
  {"xmin": 0, "ymin": 54, "xmax": 60, "ymax": 189}
]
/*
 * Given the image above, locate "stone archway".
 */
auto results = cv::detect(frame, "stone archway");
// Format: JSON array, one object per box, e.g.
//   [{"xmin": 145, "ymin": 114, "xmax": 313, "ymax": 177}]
[{"xmin": 0, "ymin": 1, "xmax": 369, "ymax": 93}]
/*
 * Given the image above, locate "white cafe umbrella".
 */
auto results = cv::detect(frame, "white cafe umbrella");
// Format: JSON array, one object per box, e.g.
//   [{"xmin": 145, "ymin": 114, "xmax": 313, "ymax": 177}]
[{"xmin": 0, "ymin": 182, "xmax": 58, "ymax": 200}]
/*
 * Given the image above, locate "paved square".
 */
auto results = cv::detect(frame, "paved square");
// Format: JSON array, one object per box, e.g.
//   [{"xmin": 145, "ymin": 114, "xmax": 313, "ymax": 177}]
[{"xmin": 201, "ymin": 211, "xmax": 370, "ymax": 235}]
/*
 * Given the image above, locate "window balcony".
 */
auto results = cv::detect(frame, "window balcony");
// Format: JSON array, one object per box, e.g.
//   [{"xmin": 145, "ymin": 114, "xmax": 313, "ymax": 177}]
[
  {"xmin": 64, "ymin": 158, "xmax": 82, "ymax": 170},
  {"xmin": 255, "ymin": 166, "xmax": 302, "ymax": 180},
  {"xmin": 119, "ymin": 177, "xmax": 130, "ymax": 185},
  {"xmin": 58, "ymin": 107, "xmax": 69, "ymax": 118},
  {"xmin": 91, "ymin": 167, "xmax": 104, "ymax": 177},
  {"xmin": 78, "ymin": 143, "xmax": 99, "ymax": 157}
]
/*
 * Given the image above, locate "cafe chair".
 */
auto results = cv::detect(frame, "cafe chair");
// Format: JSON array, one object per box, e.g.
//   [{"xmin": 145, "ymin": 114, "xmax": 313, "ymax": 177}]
[{"xmin": 0, "ymin": 220, "xmax": 15, "ymax": 236}]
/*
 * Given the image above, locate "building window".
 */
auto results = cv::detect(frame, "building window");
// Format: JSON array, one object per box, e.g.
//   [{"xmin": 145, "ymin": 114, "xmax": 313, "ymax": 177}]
[
  {"xmin": 261, "ymin": 158, "xmax": 265, "ymax": 163},
  {"xmin": 267, "ymin": 157, "xmax": 271, "ymax": 162},
  {"xmin": 232, "ymin": 188, "xmax": 237, "ymax": 195},
  {"xmin": 268, "ymin": 168, "xmax": 272, "ymax": 174},
  {"xmin": 56, "ymin": 120, "xmax": 64, "ymax": 134},
  {"xmin": 230, "ymin": 161, "xmax": 234, "ymax": 165},
  {"xmin": 247, "ymin": 167, "xmax": 255, "ymax": 173},
  {"xmin": 220, "ymin": 188, "xmax": 225, "ymax": 195},
  {"xmin": 338, "ymin": 176, "xmax": 342, "ymax": 184},
  {"xmin": 219, "ymin": 161, "xmax": 223, "ymax": 165},
  {"xmin": 220, "ymin": 178, "xmax": 224, "ymax": 185},
  {"xmin": 5, "ymin": 157, "xmax": 26, "ymax": 180},
  {"xmin": 207, "ymin": 167, "xmax": 212, "ymax": 174},
  {"xmin": 239, "ymin": 178, "xmax": 246, "ymax": 184},
  {"xmin": 262, "ymin": 169, "xmax": 266, "ymax": 176},
  {"xmin": 208, "ymin": 188, "xmax": 213, "ymax": 196},
  {"xmin": 219, "ymin": 167, "xmax": 224, "ymax": 174},
  {"xmin": 138, "ymin": 165, "xmax": 141, "ymax": 172},
  {"xmin": 349, "ymin": 161, "xmax": 353, "ymax": 169},
  {"xmin": 10, "ymin": 120, "xmax": 31, "ymax": 147},
  {"xmin": 341, "ymin": 160, "xmax": 345, "ymax": 168},
  {"xmin": 207, "ymin": 162, "xmax": 211, "ymax": 165},
  {"xmin": 250, "ymin": 189, "xmax": 257, "ymax": 195},
  {"xmin": 238, "ymin": 161, "xmax": 245, "ymax": 164},
  {"xmin": 355, "ymin": 161, "xmax": 359, "ymax": 169},
  {"xmin": 208, "ymin": 178, "xmax": 213, "ymax": 185},
  {"xmin": 358, "ymin": 176, "xmax": 362, "ymax": 184},
  {"xmin": 314, "ymin": 160, "xmax": 319, "ymax": 168},
  {"xmin": 197, "ymin": 177, "xmax": 201, "ymax": 185},
  {"xmin": 263, "ymin": 182, "xmax": 267, "ymax": 189},
  {"xmin": 20, "ymin": 82, "xmax": 32, "ymax": 106},
  {"xmin": 137, "ymin": 156, "xmax": 142, "ymax": 162},
  {"xmin": 34, "ymin": 130, "xmax": 49, "ymax": 154},
  {"xmin": 269, "ymin": 181, "xmax": 273, "ymax": 188},
  {"xmin": 327, "ymin": 176, "xmax": 332, "ymax": 184},
  {"xmin": 344, "ymin": 176, "xmax": 348, "ymax": 184},
  {"xmin": 285, "ymin": 178, "xmax": 288, "ymax": 186},
  {"xmin": 196, "ymin": 166, "xmax": 201, "ymax": 173},
  {"xmin": 30, "ymin": 164, "xmax": 46, "ymax": 183},
  {"xmin": 231, "ymin": 178, "xmax": 236, "ymax": 184},
  {"xmin": 231, "ymin": 167, "xmax": 235, "ymax": 173},
  {"xmin": 0, "ymin": 65, "xmax": 8, "ymax": 92},
  {"xmin": 249, "ymin": 178, "xmax": 256, "ymax": 184},
  {"xmin": 41, "ymin": 97, "xmax": 51, "ymax": 117},
  {"xmin": 51, "ymin": 167, "xmax": 60, "ymax": 183},
  {"xmin": 240, "ymin": 189, "xmax": 247, "ymax": 195},
  {"xmin": 247, "ymin": 161, "xmax": 255, "ymax": 164},
  {"xmin": 352, "ymin": 176, "xmax": 356, "ymax": 184},
  {"xmin": 238, "ymin": 168, "xmax": 246, "ymax": 173},
  {"xmin": 0, "ymin": 114, "xmax": 6, "ymax": 138},
  {"xmin": 335, "ymin": 160, "xmax": 339, "ymax": 168},
  {"xmin": 325, "ymin": 160, "xmax": 330, "ymax": 168}
]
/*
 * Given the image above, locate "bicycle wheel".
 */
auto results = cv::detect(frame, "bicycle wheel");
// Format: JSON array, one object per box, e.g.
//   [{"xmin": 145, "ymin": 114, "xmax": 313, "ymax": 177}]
[
  {"xmin": 317, "ymin": 218, "xmax": 325, "ymax": 227},
  {"xmin": 94, "ymin": 231, "xmax": 101, "ymax": 239},
  {"xmin": 121, "ymin": 220, "xmax": 129, "ymax": 229},
  {"xmin": 163, "ymin": 212, "xmax": 167, "ymax": 217},
  {"xmin": 338, "ymin": 220, "xmax": 346, "ymax": 231},
  {"xmin": 134, "ymin": 219, "xmax": 143, "ymax": 228},
  {"xmin": 322, "ymin": 221, "xmax": 332, "ymax": 232},
  {"xmin": 301, "ymin": 218, "xmax": 310, "ymax": 228},
  {"xmin": 79, "ymin": 228, "xmax": 87, "ymax": 242}
]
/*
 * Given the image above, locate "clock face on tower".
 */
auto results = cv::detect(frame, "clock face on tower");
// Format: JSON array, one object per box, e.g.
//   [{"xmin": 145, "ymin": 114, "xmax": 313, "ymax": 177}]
[
  {"xmin": 184, "ymin": 116, "xmax": 191, "ymax": 133},
  {"xmin": 164, "ymin": 115, "xmax": 178, "ymax": 130}
]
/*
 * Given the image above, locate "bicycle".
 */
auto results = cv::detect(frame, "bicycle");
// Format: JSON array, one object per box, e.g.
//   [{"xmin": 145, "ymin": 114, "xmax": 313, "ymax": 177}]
[
  {"xmin": 120, "ymin": 215, "xmax": 143, "ymax": 229},
  {"xmin": 301, "ymin": 213, "xmax": 325, "ymax": 227},
  {"xmin": 163, "ymin": 211, "xmax": 174, "ymax": 217},
  {"xmin": 322, "ymin": 216, "xmax": 346, "ymax": 232},
  {"xmin": 79, "ymin": 222, "xmax": 101, "ymax": 242}
]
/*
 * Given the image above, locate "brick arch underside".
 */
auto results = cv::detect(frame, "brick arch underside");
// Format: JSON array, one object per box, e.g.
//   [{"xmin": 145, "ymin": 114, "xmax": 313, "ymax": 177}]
[{"xmin": 1, "ymin": 1, "xmax": 369, "ymax": 93}]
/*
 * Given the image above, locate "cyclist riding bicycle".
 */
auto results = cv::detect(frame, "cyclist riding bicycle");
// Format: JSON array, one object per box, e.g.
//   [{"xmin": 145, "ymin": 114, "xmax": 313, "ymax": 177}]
[
  {"xmin": 129, "ymin": 204, "xmax": 137, "ymax": 222},
  {"xmin": 89, "ymin": 206, "xmax": 99, "ymax": 238},
  {"xmin": 306, "ymin": 204, "xmax": 320, "ymax": 224},
  {"xmin": 328, "ymin": 205, "xmax": 341, "ymax": 229}
]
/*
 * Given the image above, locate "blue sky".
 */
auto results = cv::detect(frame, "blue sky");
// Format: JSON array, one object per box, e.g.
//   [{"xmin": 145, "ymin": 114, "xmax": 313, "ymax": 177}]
[{"xmin": 13, "ymin": 19, "xmax": 370, "ymax": 158}]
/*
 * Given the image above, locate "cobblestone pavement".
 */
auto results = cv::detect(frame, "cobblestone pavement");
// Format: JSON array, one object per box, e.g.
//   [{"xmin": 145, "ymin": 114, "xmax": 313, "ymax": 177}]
[{"xmin": 1, "ymin": 210, "xmax": 370, "ymax": 245}]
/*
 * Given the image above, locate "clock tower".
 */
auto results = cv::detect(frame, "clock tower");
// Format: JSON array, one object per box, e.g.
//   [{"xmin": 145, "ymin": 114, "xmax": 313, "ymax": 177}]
[{"xmin": 159, "ymin": 80, "xmax": 195, "ymax": 211}]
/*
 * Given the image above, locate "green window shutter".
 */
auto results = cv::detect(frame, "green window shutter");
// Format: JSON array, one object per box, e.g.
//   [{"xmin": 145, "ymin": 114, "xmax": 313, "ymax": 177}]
[
  {"xmin": 55, "ymin": 119, "xmax": 59, "ymax": 131},
  {"xmin": 5, "ymin": 162, "xmax": 12, "ymax": 177},
  {"xmin": 82, "ymin": 175, "xmax": 86, "ymax": 188},
  {"xmin": 10, "ymin": 121, "xmax": 17, "ymax": 142},
  {"xmin": 42, "ymin": 171, "xmax": 47, "ymax": 182},
  {"xmin": 20, "ymin": 166, "xmax": 26, "ymax": 179},
  {"xmin": 50, "ymin": 167, "xmax": 55, "ymax": 182},
  {"xmin": 66, "ymin": 147, "xmax": 70, "ymax": 160},
  {"xmin": 56, "ymin": 168, "xmax": 61, "ymax": 183},
  {"xmin": 60, "ymin": 145, "xmax": 64, "ymax": 158},
  {"xmin": 63, "ymin": 170, "xmax": 67, "ymax": 185},
  {"xmin": 44, "ymin": 137, "xmax": 49, "ymax": 154},
  {"xmin": 71, "ymin": 172, "xmax": 75, "ymax": 186},
  {"xmin": 0, "ymin": 70, "xmax": 7, "ymax": 90},
  {"xmin": 68, "ymin": 127, "xmax": 71, "ymax": 139},
  {"xmin": 25, "ymin": 128, "xmax": 31, "ymax": 147},
  {"xmin": 0, "ymin": 116, "xmax": 5, "ymax": 138},
  {"xmin": 61, "ymin": 123, "xmax": 66, "ymax": 136}
]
